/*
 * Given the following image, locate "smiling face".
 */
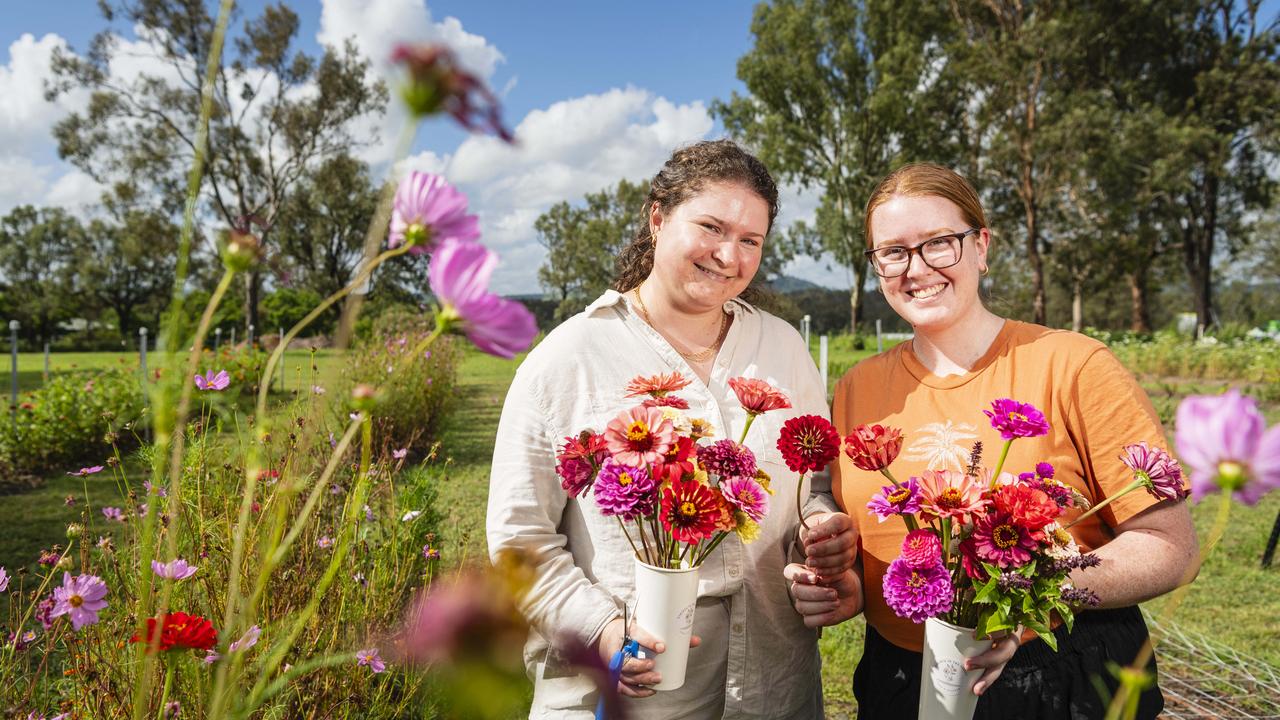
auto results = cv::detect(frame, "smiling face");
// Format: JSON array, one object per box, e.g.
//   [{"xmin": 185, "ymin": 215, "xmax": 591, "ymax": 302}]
[
  {"xmin": 647, "ymin": 181, "xmax": 769, "ymax": 313},
  {"xmin": 868, "ymin": 193, "xmax": 990, "ymax": 334}
]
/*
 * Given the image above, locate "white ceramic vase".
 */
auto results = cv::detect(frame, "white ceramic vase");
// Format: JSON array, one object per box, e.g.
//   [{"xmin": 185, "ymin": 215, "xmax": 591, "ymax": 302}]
[
  {"xmin": 918, "ymin": 617, "xmax": 993, "ymax": 719},
  {"xmin": 632, "ymin": 557, "xmax": 699, "ymax": 691}
]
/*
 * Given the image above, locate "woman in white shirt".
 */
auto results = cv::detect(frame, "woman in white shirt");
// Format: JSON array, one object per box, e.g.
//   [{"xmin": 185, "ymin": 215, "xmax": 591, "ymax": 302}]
[{"xmin": 487, "ymin": 139, "xmax": 855, "ymax": 719}]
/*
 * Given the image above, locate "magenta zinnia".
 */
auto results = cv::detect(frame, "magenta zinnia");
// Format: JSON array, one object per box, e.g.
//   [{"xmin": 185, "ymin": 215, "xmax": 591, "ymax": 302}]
[
  {"xmin": 604, "ymin": 406, "xmax": 675, "ymax": 467},
  {"xmin": 696, "ymin": 439, "xmax": 757, "ymax": 479},
  {"xmin": 883, "ymin": 557, "xmax": 953, "ymax": 623},
  {"xmin": 900, "ymin": 529, "xmax": 943, "ymax": 569},
  {"xmin": 593, "ymin": 457, "xmax": 657, "ymax": 520},
  {"xmin": 660, "ymin": 479, "xmax": 721, "ymax": 543},
  {"xmin": 967, "ymin": 512, "xmax": 1043, "ymax": 569},
  {"xmin": 388, "ymin": 171, "xmax": 480, "ymax": 254},
  {"xmin": 1120, "ymin": 442, "xmax": 1188, "ymax": 501},
  {"xmin": 984, "ymin": 398, "xmax": 1050, "ymax": 440},
  {"xmin": 866, "ymin": 477, "xmax": 922, "ymax": 522},
  {"xmin": 428, "ymin": 239, "xmax": 538, "ymax": 359},
  {"xmin": 49, "ymin": 573, "xmax": 109, "ymax": 630},
  {"xmin": 721, "ymin": 476, "xmax": 769, "ymax": 522}
]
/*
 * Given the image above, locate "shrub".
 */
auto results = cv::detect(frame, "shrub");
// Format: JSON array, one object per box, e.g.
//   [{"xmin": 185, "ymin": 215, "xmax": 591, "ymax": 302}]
[
  {"xmin": 0, "ymin": 368, "xmax": 145, "ymax": 481},
  {"xmin": 342, "ymin": 308, "xmax": 462, "ymax": 457}
]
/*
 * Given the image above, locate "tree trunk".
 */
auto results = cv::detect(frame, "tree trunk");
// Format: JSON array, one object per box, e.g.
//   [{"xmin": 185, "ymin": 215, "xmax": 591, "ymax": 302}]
[
  {"xmin": 1127, "ymin": 269, "xmax": 1152, "ymax": 334},
  {"xmin": 848, "ymin": 263, "xmax": 866, "ymax": 334},
  {"xmin": 1181, "ymin": 176, "xmax": 1218, "ymax": 333},
  {"xmin": 245, "ymin": 270, "xmax": 262, "ymax": 339},
  {"xmin": 1071, "ymin": 276, "xmax": 1084, "ymax": 332}
]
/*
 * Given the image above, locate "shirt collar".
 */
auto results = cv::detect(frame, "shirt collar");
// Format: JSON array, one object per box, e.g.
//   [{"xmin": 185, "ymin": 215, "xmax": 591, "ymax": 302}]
[{"xmin": 584, "ymin": 289, "xmax": 757, "ymax": 317}]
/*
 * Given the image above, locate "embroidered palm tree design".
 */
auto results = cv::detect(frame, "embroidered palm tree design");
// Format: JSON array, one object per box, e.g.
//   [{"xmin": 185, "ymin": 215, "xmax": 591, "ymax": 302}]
[{"xmin": 901, "ymin": 420, "xmax": 979, "ymax": 471}]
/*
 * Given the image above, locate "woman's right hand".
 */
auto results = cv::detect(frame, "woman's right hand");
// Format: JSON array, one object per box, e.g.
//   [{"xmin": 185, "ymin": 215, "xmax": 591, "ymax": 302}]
[
  {"xmin": 783, "ymin": 563, "xmax": 864, "ymax": 628},
  {"xmin": 596, "ymin": 616, "xmax": 701, "ymax": 698}
]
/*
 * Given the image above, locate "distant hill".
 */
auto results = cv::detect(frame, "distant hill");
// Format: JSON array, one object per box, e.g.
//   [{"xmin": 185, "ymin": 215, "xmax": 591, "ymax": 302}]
[{"xmin": 765, "ymin": 274, "xmax": 823, "ymax": 293}]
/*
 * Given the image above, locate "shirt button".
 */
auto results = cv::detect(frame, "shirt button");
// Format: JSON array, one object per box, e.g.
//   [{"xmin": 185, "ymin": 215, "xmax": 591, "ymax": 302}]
[
  {"xmin": 732, "ymin": 623, "xmax": 744, "ymax": 634},
  {"xmin": 728, "ymin": 566, "xmax": 740, "ymax": 578}
]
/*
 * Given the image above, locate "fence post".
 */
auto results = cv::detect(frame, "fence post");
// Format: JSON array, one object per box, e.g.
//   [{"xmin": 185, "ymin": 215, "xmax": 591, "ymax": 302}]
[
  {"xmin": 248, "ymin": 323, "xmax": 254, "ymax": 348},
  {"xmin": 43, "ymin": 342, "xmax": 49, "ymax": 383},
  {"xmin": 139, "ymin": 327, "xmax": 150, "ymax": 443},
  {"xmin": 876, "ymin": 319, "xmax": 883, "ymax": 354},
  {"xmin": 9, "ymin": 320, "xmax": 18, "ymax": 423},
  {"xmin": 230, "ymin": 327, "xmax": 236, "ymax": 349},
  {"xmin": 819, "ymin": 334, "xmax": 829, "ymax": 399},
  {"xmin": 214, "ymin": 327, "xmax": 222, "ymax": 352},
  {"xmin": 802, "ymin": 314, "xmax": 811, "ymax": 351}
]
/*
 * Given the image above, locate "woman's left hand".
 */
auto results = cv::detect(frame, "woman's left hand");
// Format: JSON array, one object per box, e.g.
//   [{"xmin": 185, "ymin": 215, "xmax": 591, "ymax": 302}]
[{"xmin": 965, "ymin": 629, "xmax": 1021, "ymax": 695}]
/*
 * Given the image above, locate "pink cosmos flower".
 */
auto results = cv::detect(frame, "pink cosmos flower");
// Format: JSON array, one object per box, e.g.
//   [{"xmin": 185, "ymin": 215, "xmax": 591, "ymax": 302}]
[
  {"xmin": 151, "ymin": 559, "xmax": 198, "ymax": 581},
  {"xmin": 356, "ymin": 647, "xmax": 386, "ymax": 673},
  {"xmin": 202, "ymin": 650, "xmax": 221, "ymax": 664},
  {"xmin": 317, "ymin": 536, "xmax": 334, "ymax": 549},
  {"xmin": 900, "ymin": 529, "xmax": 943, "ymax": 568},
  {"xmin": 194, "ymin": 369, "xmax": 231, "ymax": 391},
  {"xmin": 721, "ymin": 476, "xmax": 769, "ymax": 522},
  {"xmin": 102, "ymin": 507, "xmax": 126, "ymax": 522},
  {"xmin": 49, "ymin": 573, "xmax": 109, "ymax": 630},
  {"xmin": 423, "ymin": 545, "xmax": 441, "ymax": 560},
  {"xmin": 866, "ymin": 477, "xmax": 922, "ymax": 522},
  {"xmin": 1120, "ymin": 442, "xmax": 1188, "ymax": 501},
  {"xmin": 428, "ymin": 239, "xmax": 538, "ymax": 359},
  {"xmin": 915, "ymin": 469, "xmax": 985, "ymax": 523},
  {"xmin": 883, "ymin": 557, "xmax": 953, "ymax": 623},
  {"xmin": 228, "ymin": 625, "xmax": 261, "ymax": 653},
  {"xmin": 1175, "ymin": 390, "xmax": 1280, "ymax": 505},
  {"xmin": 0, "ymin": 567, "xmax": 8, "ymax": 592},
  {"xmin": 389, "ymin": 44, "xmax": 514, "ymax": 140},
  {"xmin": 393, "ymin": 448, "xmax": 408, "ymax": 460},
  {"xmin": 67, "ymin": 466, "xmax": 104, "ymax": 477},
  {"xmin": 388, "ymin": 171, "xmax": 480, "ymax": 254},
  {"xmin": 604, "ymin": 405, "xmax": 675, "ymax": 467},
  {"xmin": 984, "ymin": 398, "xmax": 1051, "ymax": 440}
]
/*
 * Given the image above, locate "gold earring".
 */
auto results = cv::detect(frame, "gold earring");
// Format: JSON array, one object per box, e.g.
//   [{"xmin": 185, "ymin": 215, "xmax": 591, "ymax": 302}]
[{"xmin": 980, "ymin": 265, "xmax": 990, "ymax": 277}]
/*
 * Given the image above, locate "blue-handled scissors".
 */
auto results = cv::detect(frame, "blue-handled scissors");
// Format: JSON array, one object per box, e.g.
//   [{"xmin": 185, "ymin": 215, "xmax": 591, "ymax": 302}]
[{"xmin": 594, "ymin": 604, "xmax": 642, "ymax": 720}]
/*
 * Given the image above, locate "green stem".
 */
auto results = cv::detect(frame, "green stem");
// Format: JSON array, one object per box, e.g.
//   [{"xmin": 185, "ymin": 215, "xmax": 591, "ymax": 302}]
[
  {"xmin": 617, "ymin": 517, "xmax": 641, "ymax": 559},
  {"xmin": 1064, "ymin": 478, "xmax": 1145, "ymax": 529},
  {"xmin": 989, "ymin": 440, "xmax": 1013, "ymax": 489},
  {"xmin": 156, "ymin": 662, "xmax": 175, "ymax": 720},
  {"xmin": 796, "ymin": 471, "xmax": 811, "ymax": 531},
  {"xmin": 879, "ymin": 467, "xmax": 903, "ymax": 488},
  {"xmin": 737, "ymin": 413, "xmax": 758, "ymax": 447}
]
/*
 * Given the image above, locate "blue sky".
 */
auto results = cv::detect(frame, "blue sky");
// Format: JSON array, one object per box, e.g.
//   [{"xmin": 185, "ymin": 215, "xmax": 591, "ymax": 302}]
[{"xmin": 0, "ymin": 1, "xmax": 849, "ymax": 295}]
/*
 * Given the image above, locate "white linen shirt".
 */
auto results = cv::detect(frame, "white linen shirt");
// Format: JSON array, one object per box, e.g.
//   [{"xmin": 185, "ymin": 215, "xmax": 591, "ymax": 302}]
[{"xmin": 487, "ymin": 290, "xmax": 839, "ymax": 719}]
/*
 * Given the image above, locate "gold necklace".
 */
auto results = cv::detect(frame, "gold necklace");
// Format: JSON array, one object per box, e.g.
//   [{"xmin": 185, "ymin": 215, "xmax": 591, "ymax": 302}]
[{"xmin": 632, "ymin": 287, "xmax": 729, "ymax": 363}]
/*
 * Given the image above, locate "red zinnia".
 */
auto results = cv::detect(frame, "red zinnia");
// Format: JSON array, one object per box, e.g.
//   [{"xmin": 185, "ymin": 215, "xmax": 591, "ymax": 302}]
[
  {"xmin": 625, "ymin": 372, "xmax": 692, "ymax": 399},
  {"xmin": 992, "ymin": 483, "xmax": 1059, "ymax": 531},
  {"xmin": 727, "ymin": 377, "xmax": 791, "ymax": 416},
  {"xmin": 652, "ymin": 436, "xmax": 695, "ymax": 484},
  {"xmin": 777, "ymin": 415, "xmax": 841, "ymax": 474},
  {"xmin": 131, "ymin": 612, "xmax": 218, "ymax": 653},
  {"xmin": 844, "ymin": 424, "xmax": 904, "ymax": 472},
  {"xmin": 659, "ymin": 479, "xmax": 721, "ymax": 544}
]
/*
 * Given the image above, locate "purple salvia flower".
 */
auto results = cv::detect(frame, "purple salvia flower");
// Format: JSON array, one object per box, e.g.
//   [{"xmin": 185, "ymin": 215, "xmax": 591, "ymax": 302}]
[
  {"xmin": 150, "ymin": 558, "xmax": 198, "ymax": 581},
  {"xmin": 428, "ymin": 239, "xmax": 538, "ymax": 359},
  {"xmin": 1061, "ymin": 586, "xmax": 1101, "ymax": 607},
  {"xmin": 388, "ymin": 171, "xmax": 480, "ymax": 254},
  {"xmin": 1175, "ymin": 390, "xmax": 1280, "ymax": 505},
  {"xmin": 49, "ymin": 573, "xmax": 109, "ymax": 630},
  {"xmin": 996, "ymin": 572, "xmax": 1034, "ymax": 592}
]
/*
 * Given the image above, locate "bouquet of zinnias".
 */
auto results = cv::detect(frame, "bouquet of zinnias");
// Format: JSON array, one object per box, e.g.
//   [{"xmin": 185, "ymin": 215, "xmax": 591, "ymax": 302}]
[
  {"xmin": 556, "ymin": 372, "xmax": 792, "ymax": 568},
  {"xmin": 863, "ymin": 398, "xmax": 1188, "ymax": 647}
]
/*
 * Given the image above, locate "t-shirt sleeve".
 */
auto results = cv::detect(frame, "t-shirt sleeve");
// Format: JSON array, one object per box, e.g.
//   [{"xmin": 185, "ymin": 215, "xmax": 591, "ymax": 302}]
[{"xmin": 1065, "ymin": 346, "xmax": 1174, "ymax": 528}]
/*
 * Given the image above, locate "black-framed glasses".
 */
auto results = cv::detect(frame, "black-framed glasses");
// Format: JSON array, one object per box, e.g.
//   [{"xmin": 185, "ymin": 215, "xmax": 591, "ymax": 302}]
[{"xmin": 864, "ymin": 228, "xmax": 979, "ymax": 278}]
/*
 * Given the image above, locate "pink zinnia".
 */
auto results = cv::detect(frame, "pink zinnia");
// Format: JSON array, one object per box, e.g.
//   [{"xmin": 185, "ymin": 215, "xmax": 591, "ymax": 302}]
[
  {"xmin": 866, "ymin": 477, "xmax": 922, "ymax": 522},
  {"xmin": 49, "ymin": 573, "xmax": 109, "ymax": 630},
  {"xmin": 604, "ymin": 406, "xmax": 675, "ymax": 467},
  {"xmin": 356, "ymin": 647, "xmax": 387, "ymax": 673},
  {"xmin": 696, "ymin": 439, "xmax": 758, "ymax": 479},
  {"xmin": 967, "ymin": 512, "xmax": 1043, "ymax": 569},
  {"xmin": 593, "ymin": 457, "xmax": 657, "ymax": 521},
  {"xmin": 727, "ymin": 377, "xmax": 791, "ymax": 416},
  {"xmin": 721, "ymin": 476, "xmax": 769, "ymax": 522},
  {"xmin": 900, "ymin": 529, "xmax": 943, "ymax": 568},
  {"xmin": 883, "ymin": 557, "xmax": 953, "ymax": 623},
  {"xmin": 1121, "ymin": 442, "xmax": 1188, "ymax": 501},
  {"xmin": 388, "ymin": 171, "xmax": 480, "ymax": 254},
  {"xmin": 428, "ymin": 239, "xmax": 538, "ymax": 359},
  {"xmin": 915, "ymin": 469, "xmax": 985, "ymax": 523},
  {"xmin": 983, "ymin": 398, "xmax": 1050, "ymax": 440},
  {"xmin": 194, "ymin": 369, "xmax": 231, "ymax": 391},
  {"xmin": 151, "ymin": 559, "xmax": 198, "ymax": 581},
  {"xmin": 844, "ymin": 424, "xmax": 905, "ymax": 472},
  {"xmin": 1175, "ymin": 390, "xmax": 1280, "ymax": 505}
]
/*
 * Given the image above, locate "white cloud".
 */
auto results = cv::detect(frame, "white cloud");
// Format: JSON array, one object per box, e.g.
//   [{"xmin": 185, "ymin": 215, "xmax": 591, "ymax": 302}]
[
  {"xmin": 46, "ymin": 169, "xmax": 104, "ymax": 211},
  {"xmin": 0, "ymin": 155, "xmax": 53, "ymax": 211}
]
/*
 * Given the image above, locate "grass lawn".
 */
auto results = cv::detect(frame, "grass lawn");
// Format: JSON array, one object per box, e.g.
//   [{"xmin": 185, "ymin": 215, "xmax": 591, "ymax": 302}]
[{"xmin": 2, "ymin": 341, "xmax": 1278, "ymax": 718}]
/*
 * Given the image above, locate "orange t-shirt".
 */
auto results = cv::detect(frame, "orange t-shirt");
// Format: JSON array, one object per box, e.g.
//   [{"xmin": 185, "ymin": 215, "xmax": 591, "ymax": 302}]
[{"xmin": 832, "ymin": 320, "xmax": 1173, "ymax": 653}]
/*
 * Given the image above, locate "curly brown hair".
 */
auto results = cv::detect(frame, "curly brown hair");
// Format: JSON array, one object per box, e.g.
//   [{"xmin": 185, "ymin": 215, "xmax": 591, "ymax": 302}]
[{"xmin": 612, "ymin": 139, "xmax": 779, "ymax": 295}]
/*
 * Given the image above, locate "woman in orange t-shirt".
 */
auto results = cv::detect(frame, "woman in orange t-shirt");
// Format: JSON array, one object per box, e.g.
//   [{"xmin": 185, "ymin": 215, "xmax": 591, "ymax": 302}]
[{"xmin": 786, "ymin": 163, "xmax": 1198, "ymax": 719}]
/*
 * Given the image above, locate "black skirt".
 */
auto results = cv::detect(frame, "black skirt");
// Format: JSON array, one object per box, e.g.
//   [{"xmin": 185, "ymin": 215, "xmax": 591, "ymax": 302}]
[{"xmin": 852, "ymin": 606, "xmax": 1164, "ymax": 720}]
